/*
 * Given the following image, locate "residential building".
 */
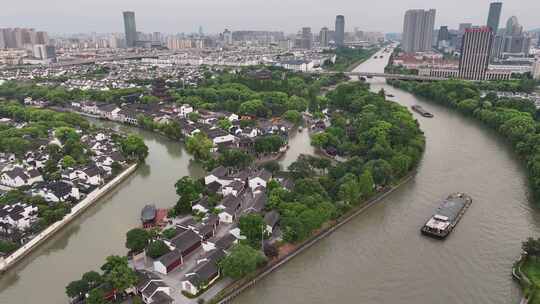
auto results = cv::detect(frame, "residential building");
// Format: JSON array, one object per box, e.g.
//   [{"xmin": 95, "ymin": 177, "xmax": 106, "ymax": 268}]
[
  {"xmin": 335, "ymin": 15, "xmax": 345, "ymax": 46},
  {"xmin": 459, "ymin": 27, "xmax": 493, "ymax": 80},
  {"xmin": 402, "ymin": 9, "xmax": 436, "ymax": 53},
  {"xmin": 533, "ymin": 59, "xmax": 540, "ymax": 80},
  {"xmin": 123, "ymin": 11, "xmax": 137, "ymax": 48}
]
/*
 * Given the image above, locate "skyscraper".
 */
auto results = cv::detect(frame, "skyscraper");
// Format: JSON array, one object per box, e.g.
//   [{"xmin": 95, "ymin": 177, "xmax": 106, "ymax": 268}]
[
  {"xmin": 401, "ymin": 9, "xmax": 436, "ymax": 53},
  {"xmin": 459, "ymin": 27, "xmax": 493, "ymax": 80},
  {"xmin": 123, "ymin": 11, "xmax": 137, "ymax": 48},
  {"xmin": 486, "ymin": 2, "xmax": 503, "ymax": 34},
  {"xmin": 335, "ymin": 15, "xmax": 345, "ymax": 47},
  {"xmin": 320, "ymin": 27, "xmax": 329, "ymax": 47}
]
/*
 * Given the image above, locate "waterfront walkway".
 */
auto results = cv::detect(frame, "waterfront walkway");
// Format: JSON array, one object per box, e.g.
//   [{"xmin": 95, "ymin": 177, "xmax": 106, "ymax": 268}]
[{"xmin": 0, "ymin": 163, "xmax": 138, "ymax": 272}]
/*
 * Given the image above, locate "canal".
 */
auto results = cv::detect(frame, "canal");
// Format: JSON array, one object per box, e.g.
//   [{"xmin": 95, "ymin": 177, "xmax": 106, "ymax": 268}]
[
  {"xmin": 232, "ymin": 51, "xmax": 540, "ymax": 304},
  {"xmin": 1, "ymin": 51, "xmax": 538, "ymax": 304},
  {"xmin": 0, "ymin": 119, "xmax": 314, "ymax": 303}
]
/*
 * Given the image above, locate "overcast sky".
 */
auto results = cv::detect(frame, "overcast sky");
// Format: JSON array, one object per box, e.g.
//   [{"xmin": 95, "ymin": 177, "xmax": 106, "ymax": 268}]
[{"xmin": 1, "ymin": 0, "xmax": 539, "ymax": 34}]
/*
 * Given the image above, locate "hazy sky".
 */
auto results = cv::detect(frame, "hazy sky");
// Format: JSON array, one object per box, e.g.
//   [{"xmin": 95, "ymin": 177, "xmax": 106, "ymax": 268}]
[{"xmin": 1, "ymin": 0, "xmax": 539, "ymax": 34}]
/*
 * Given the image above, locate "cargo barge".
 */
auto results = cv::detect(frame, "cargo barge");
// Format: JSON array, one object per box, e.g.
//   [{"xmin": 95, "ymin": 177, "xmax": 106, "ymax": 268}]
[
  {"xmin": 421, "ymin": 193, "xmax": 472, "ymax": 239},
  {"xmin": 411, "ymin": 105, "xmax": 434, "ymax": 118}
]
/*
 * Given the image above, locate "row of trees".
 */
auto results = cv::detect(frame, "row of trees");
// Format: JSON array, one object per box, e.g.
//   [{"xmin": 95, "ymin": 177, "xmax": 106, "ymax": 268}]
[
  {"xmin": 388, "ymin": 79, "xmax": 540, "ymax": 199},
  {"xmin": 0, "ymin": 81, "xmax": 144, "ymax": 106}
]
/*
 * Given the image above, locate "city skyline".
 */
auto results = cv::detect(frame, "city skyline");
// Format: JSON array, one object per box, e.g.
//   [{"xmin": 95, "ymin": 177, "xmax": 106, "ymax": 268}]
[{"xmin": 1, "ymin": 0, "xmax": 539, "ymax": 34}]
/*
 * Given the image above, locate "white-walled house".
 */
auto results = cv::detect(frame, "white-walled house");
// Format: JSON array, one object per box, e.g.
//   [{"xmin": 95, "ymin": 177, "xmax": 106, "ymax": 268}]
[
  {"xmin": 0, "ymin": 202, "xmax": 39, "ymax": 232},
  {"xmin": 0, "ymin": 167, "xmax": 43, "ymax": 188},
  {"xmin": 180, "ymin": 104, "xmax": 194, "ymax": 118},
  {"xmin": 248, "ymin": 169, "xmax": 272, "ymax": 191}
]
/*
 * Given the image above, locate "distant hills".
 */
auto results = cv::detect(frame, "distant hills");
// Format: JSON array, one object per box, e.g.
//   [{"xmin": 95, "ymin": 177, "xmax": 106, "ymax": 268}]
[{"xmin": 529, "ymin": 28, "xmax": 540, "ymax": 33}]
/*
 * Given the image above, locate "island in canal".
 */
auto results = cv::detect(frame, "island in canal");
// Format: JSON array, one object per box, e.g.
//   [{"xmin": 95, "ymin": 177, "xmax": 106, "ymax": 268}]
[
  {"xmin": 47, "ymin": 67, "xmax": 425, "ymax": 304},
  {"xmin": 0, "ymin": 103, "xmax": 149, "ymax": 271}
]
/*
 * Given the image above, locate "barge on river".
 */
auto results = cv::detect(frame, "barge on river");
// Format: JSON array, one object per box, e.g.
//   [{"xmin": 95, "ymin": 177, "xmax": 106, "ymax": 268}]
[
  {"xmin": 411, "ymin": 105, "xmax": 434, "ymax": 118},
  {"xmin": 421, "ymin": 193, "xmax": 472, "ymax": 239}
]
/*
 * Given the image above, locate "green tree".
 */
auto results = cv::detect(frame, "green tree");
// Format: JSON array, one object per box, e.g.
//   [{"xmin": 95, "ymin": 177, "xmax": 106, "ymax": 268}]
[
  {"xmin": 146, "ymin": 240, "xmax": 170, "ymax": 259},
  {"xmin": 338, "ymin": 174, "xmax": 361, "ymax": 205},
  {"xmin": 186, "ymin": 133, "xmax": 213, "ymax": 161},
  {"xmin": 86, "ymin": 288, "xmax": 106, "ymax": 304},
  {"xmin": 220, "ymin": 244, "xmax": 266, "ymax": 279},
  {"xmin": 65, "ymin": 279, "xmax": 89, "ymax": 299},
  {"xmin": 82, "ymin": 271, "xmax": 103, "ymax": 289},
  {"xmin": 61, "ymin": 155, "xmax": 76, "ymax": 168},
  {"xmin": 282, "ymin": 110, "xmax": 302, "ymax": 125},
  {"xmin": 218, "ymin": 149, "xmax": 253, "ymax": 169},
  {"xmin": 125, "ymin": 228, "xmax": 150, "ymax": 253},
  {"xmin": 217, "ymin": 118, "xmax": 232, "ymax": 131},
  {"xmin": 161, "ymin": 228, "xmax": 177, "ymax": 239},
  {"xmin": 238, "ymin": 214, "xmax": 266, "ymax": 248},
  {"xmin": 100, "ymin": 255, "xmax": 137, "ymax": 292},
  {"xmin": 120, "ymin": 134, "xmax": 149, "ymax": 162},
  {"xmin": 357, "ymin": 170, "xmax": 375, "ymax": 198}
]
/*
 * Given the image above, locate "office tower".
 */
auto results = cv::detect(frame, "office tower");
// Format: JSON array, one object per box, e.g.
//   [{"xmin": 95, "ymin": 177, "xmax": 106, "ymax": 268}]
[
  {"xmin": 335, "ymin": 15, "xmax": 345, "ymax": 47},
  {"xmin": 487, "ymin": 2, "xmax": 503, "ymax": 33},
  {"xmin": 401, "ymin": 9, "xmax": 436, "ymax": 53},
  {"xmin": 437, "ymin": 26, "xmax": 449, "ymax": 44},
  {"xmin": 320, "ymin": 27, "xmax": 329, "ymax": 47},
  {"xmin": 123, "ymin": 11, "xmax": 137, "ymax": 48},
  {"xmin": 499, "ymin": 16, "xmax": 530, "ymax": 57},
  {"xmin": 458, "ymin": 27, "xmax": 493, "ymax": 80}
]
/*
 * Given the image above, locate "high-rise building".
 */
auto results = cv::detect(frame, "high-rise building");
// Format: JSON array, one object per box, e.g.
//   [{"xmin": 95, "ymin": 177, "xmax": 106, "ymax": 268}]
[
  {"xmin": 458, "ymin": 27, "xmax": 493, "ymax": 80},
  {"xmin": 437, "ymin": 26, "xmax": 449, "ymax": 44},
  {"xmin": 123, "ymin": 11, "xmax": 137, "ymax": 48},
  {"xmin": 532, "ymin": 59, "xmax": 540, "ymax": 80},
  {"xmin": 335, "ymin": 15, "xmax": 345, "ymax": 47},
  {"xmin": 506, "ymin": 16, "xmax": 523, "ymax": 36},
  {"xmin": 401, "ymin": 9, "xmax": 436, "ymax": 53},
  {"xmin": 223, "ymin": 29, "xmax": 233, "ymax": 45},
  {"xmin": 487, "ymin": 2, "xmax": 503, "ymax": 34},
  {"xmin": 458, "ymin": 23, "xmax": 473, "ymax": 34},
  {"xmin": 320, "ymin": 27, "xmax": 329, "ymax": 47},
  {"xmin": 299, "ymin": 27, "xmax": 313, "ymax": 49}
]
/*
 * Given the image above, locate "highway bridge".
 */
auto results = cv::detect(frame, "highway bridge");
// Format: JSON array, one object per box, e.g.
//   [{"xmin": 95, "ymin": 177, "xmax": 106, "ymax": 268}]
[{"xmin": 336, "ymin": 71, "xmax": 448, "ymax": 81}]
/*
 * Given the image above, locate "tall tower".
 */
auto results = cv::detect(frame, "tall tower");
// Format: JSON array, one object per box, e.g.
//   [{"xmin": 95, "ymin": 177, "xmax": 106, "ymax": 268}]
[
  {"xmin": 320, "ymin": 27, "xmax": 329, "ymax": 47},
  {"xmin": 123, "ymin": 11, "xmax": 137, "ymax": 48},
  {"xmin": 486, "ymin": 2, "xmax": 503, "ymax": 34},
  {"xmin": 335, "ymin": 15, "xmax": 345, "ymax": 47},
  {"xmin": 402, "ymin": 9, "xmax": 436, "ymax": 53},
  {"xmin": 458, "ymin": 27, "xmax": 493, "ymax": 80}
]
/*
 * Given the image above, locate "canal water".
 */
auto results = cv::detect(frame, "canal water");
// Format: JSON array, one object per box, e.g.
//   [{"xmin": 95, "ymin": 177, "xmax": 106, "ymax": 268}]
[
  {"xmin": 232, "ymin": 51, "xmax": 540, "ymax": 304},
  {"xmin": 0, "ymin": 119, "xmax": 313, "ymax": 303}
]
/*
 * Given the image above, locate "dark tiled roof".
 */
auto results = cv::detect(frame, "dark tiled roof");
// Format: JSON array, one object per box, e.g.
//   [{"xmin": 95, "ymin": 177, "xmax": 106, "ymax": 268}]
[
  {"xmin": 157, "ymin": 249, "xmax": 183, "ymax": 268},
  {"xmin": 171, "ymin": 230, "xmax": 201, "ymax": 253}
]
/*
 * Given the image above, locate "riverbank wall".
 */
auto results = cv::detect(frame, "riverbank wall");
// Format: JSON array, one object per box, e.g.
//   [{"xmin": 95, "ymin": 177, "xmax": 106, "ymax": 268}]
[
  {"xmin": 0, "ymin": 163, "xmax": 138, "ymax": 273},
  {"xmin": 210, "ymin": 170, "xmax": 417, "ymax": 304}
]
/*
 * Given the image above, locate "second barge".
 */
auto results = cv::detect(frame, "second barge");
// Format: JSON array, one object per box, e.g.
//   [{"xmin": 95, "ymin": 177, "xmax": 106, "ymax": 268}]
[
  {"xmin": 411, "ymin": 105, "xmax": 434, "ymax": 118},
  {"xmin": 421, "ymin": 193, "xmax": 472, "ymax": 239}
]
